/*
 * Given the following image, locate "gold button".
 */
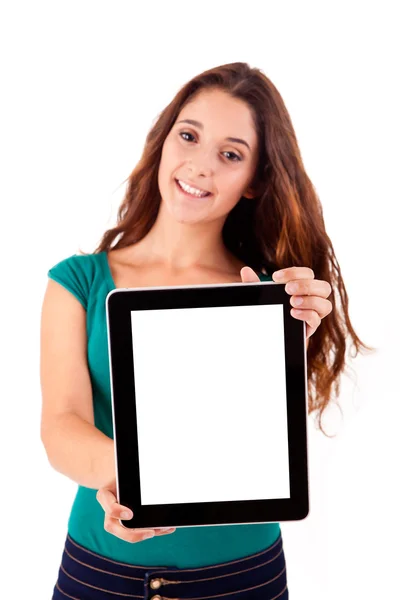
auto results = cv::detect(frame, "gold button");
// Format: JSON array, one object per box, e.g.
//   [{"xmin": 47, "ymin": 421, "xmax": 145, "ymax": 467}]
[{"xmin": 150, "ymin": 579, "xmax": 162, "ymax": 589}]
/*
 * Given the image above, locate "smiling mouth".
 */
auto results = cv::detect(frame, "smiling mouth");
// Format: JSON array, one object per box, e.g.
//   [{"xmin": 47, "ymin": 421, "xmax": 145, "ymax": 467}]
[{"xmin": 175, "ymin": 179, "xmax": 212, "ymax": 199}]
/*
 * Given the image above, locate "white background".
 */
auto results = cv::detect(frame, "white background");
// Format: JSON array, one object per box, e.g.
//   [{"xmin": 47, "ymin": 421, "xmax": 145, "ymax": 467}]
[{"xmin": 1, "ymin": 1, "xmax": 399, "ymax": 598}]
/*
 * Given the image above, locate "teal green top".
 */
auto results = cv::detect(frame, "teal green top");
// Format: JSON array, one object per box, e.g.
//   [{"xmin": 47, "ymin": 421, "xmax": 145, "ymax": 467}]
[{"xmin": 47, "ymin": 251, "xmax": 281, "ymax": 568}]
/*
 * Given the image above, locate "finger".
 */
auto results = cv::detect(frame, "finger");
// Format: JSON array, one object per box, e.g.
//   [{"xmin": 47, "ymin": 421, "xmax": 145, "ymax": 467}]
[
  {"xmin": 106, "ymin": 519, "xmax": 175, "ymax": 542},
  {"xmin": 154, "ymin": 528, "xmax": 177, "ymax": 536},
  {"xmin": 272, "ymin": 267, "xmax": 315, "ymax": 282},
  {"xmin": 290, "ymin": 296, "xmax": 333, "ymax": 319},
  {"xmin": 290, "ymin": 308, "xmax": 321, "ymax": 337},
  {"xmin": 104, "ymin": 518, "xmax": 156, "ymax": 543},
  {"xmin": 285, "ymin": 279, "xmax": 332, "ymax": 298},
  {"xmin": 240, "ymin": 266, "xmax": 260, "ymax": 282},
  {"xmin": 96, "ymin": 488, "xmax": 133, "ymax": 520}
]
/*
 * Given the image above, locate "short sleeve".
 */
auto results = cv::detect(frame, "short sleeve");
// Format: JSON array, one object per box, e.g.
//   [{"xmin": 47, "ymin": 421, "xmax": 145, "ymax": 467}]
[{"xmin": 47, "ymin": 254, "xmax": 93, "ymax": 310}]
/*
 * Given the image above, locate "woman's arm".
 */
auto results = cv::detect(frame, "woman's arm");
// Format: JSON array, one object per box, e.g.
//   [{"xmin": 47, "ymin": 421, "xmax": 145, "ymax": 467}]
[
  {"xmin": 40, "ymin": 280, "xmax": 114, "ymax": 490},
  {"xmin": 41, "ymin": 411, "xmax": 115, "ymax": 490}
]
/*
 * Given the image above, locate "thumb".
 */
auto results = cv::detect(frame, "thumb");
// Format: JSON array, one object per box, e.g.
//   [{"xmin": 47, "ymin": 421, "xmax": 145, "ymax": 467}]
[{"xmin": 240, "ymin": 266, "xmax": 260, "ymax": 283}]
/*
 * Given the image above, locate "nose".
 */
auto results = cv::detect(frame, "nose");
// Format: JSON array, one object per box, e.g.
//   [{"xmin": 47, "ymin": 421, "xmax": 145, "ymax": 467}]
[
  {"xmin": 187, "ymin": 163, "xmax": 212, "ymax": 179},
  {"xmin": 187, "ymin": 151, "xmax": 214, "ymax": 179}
]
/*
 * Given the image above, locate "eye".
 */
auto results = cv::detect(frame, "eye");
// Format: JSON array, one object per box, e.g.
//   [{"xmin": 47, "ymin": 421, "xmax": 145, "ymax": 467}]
[
  {"xmin": 179, "ymin": 131, "xmax": 242, "ymax": 162},
  {"xmin": 179, "ymin": 131, "xmax": 196, "ymax": 142},
  {"xmin": 222, "ymin": 151, "xmax": 242, "ymax": 162}
]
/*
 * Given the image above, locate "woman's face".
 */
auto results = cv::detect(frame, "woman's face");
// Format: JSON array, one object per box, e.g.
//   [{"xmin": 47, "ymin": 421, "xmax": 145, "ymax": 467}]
[{"xmin": 157, "ymin": 88, "xmax": 259, "ymax": 226}]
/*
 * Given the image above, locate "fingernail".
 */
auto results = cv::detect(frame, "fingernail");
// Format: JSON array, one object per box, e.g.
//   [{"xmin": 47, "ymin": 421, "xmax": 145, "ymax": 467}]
[
  {"xmin": 121, "ymin": 511, "xmax": 132, "ymax": 519},
  {"xmin": 273, "ymin": 271, "xmax": 284, "ymax": 280},
  {"xmin": 144, "ymin": 532, "xmax": 154, "ymax": 539}
]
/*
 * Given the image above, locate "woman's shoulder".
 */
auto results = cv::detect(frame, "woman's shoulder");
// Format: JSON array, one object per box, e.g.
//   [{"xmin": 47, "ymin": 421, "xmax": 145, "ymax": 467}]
[
  {"xmin": 47, "ymin": 252, "xmax": 106, "ymax": 309},
  {"xmin": 48, "ymin": 251, "xmax": 104, "ymax": 279}
]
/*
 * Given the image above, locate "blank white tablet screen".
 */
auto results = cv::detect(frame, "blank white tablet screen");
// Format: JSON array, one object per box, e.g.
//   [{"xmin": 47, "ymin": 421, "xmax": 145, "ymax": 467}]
[{"xmin": 130, "ymin": 303, "xmax": 290, "ymax": 505}]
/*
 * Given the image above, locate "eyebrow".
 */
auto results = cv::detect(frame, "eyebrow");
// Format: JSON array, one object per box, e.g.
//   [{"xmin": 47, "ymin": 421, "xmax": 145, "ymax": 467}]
[{"xmin": 176, "ymin": 119, "xmax": 251, "ymax": 151}]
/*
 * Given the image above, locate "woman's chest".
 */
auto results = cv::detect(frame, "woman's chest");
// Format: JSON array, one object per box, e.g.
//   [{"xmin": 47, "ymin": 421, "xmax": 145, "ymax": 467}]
[{"xmin": 108, "ymin": 260, "xmax": 244, "ymax": 288}]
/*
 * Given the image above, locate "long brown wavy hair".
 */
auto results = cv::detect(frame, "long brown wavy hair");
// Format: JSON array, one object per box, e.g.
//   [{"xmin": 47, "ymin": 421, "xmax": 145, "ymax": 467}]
[{"xmin": 84, "ymin": 62, "xmax": 375, "ymax": 436}]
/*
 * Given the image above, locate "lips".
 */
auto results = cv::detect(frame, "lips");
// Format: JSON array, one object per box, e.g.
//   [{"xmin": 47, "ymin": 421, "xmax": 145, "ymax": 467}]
[{"xmin": 175, "ymin": 179, "xmax": 212, "ymax": 198}]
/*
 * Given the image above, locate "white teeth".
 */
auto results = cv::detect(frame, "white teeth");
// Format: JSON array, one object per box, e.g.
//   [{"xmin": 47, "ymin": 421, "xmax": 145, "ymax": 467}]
[{"xmin": 177, "ymin": 180, "xmax": 209, "ymax": 198}]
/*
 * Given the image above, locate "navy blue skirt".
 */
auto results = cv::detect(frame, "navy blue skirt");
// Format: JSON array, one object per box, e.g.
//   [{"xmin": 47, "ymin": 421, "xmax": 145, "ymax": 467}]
[{"xmin": 52, "ymin": 532, "xmax": 289, "ymax": 599}]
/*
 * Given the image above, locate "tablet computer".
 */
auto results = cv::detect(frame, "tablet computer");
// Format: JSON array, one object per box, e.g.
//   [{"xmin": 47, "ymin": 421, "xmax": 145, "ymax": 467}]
[{"xmin": 105, "ymin": 280, "xmax": 309, "ymax": 530}]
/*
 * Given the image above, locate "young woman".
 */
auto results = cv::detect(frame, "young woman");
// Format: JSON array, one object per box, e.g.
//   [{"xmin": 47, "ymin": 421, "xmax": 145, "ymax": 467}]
[{"xmin": 41, "ymin": 62, "xmax": 372, "ymax": 599}]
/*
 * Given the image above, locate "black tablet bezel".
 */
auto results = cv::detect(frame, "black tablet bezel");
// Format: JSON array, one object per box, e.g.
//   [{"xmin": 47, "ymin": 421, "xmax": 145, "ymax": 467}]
[{"xmin": 106, "ymin": 281, "xmax": 309, "ymax": 529}]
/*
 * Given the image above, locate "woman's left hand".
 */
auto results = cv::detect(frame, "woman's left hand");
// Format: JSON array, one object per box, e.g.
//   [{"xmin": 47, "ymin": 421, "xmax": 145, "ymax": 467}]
[{"xmin": 240, "ymin": 266, "xmax": 333, "ymax": 342}]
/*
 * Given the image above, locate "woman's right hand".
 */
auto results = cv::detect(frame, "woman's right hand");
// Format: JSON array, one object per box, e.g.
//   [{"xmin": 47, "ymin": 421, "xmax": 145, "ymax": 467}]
[{"xmin": 96, "ymin": 478, "xmax": 176, "ymax": 543}]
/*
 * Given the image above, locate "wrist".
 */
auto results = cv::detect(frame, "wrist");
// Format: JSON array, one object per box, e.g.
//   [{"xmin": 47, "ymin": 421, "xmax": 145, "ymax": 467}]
[{"xmin": 92, "ymin": 436, "xmax": 115, "ymax": 489}]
